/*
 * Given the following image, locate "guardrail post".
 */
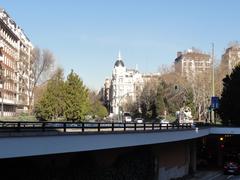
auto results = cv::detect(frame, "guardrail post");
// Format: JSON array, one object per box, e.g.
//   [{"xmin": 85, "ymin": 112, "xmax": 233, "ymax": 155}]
[
  {"xmin": 172, "ymin": 123, "xmax": 174, "ymax": 129},
  {"xmin": 124, "ymin": 123, "xmax": 126, "ymax": 131},
  {"xmin": 98, "ymin": 123, "xmax": 100, "ymax": 132},
  {"xmin": 82, "ymin": 123, "xmax": 84, "ymax": 132},
  {"xmin": 143, "ymin": 123, "xmax": 146, "ymax": 131},
  {"xmin": 63, "ymin": 123, "xmax": 66, "ymax": 132},
  {"xmin": 152, "ymin": 123, "xmax": 154, "ymax": 130},
  {"xmin": 112, "ymin": 123, "xmax": 114, "ymax": 132},
  {"xmin": 159, "ymin": 123, "xmax": 162, "ymax": 130},
  {"xmin": 17, "ymin": 122, "xmax": 20, "ymax": 132},
  {"xmin": 42, "ymin": 122, "xmax": 45, "ymax": 132},
  {"xmin": 166, "ymin": 123, "xmax": 168, "ymax": 130},
  {"xmin": 134, "ymin": 123, "xmax": 137, "ymax": 131}
]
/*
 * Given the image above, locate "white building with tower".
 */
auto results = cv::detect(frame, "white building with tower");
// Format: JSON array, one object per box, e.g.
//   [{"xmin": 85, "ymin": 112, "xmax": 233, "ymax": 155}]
[{"xmin": 107, "ymin": 51, "xmax": 144, "ymax": 115}]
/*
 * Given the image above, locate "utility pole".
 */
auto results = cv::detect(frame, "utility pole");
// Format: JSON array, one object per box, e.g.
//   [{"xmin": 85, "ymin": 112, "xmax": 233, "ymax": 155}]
[{"xmin": 211, "ymin": 43, "xmax": 215, "ymax": 124}]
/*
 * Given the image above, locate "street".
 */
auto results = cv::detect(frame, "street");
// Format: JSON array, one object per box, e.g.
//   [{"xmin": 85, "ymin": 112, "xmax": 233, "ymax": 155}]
[
  {"xmin": 188, "ymin": 171, "xmax": 240, "ymax": 180},
  {"xmin": 210, "ymin": 174, "xmax": 240, "ymax": 180}
]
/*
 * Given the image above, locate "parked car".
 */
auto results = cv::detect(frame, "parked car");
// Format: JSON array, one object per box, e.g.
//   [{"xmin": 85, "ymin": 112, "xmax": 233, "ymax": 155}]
[
  {"xmin": 160, "ymin": 119, "xmax": 169, "ymax": 124},
  {"xmin": 224, "ymin": 161, "xmax": 240, "ymax": 174},
  {"xmin": 134, "ymin": 118, "xmax": 144, "ymax": 123}
]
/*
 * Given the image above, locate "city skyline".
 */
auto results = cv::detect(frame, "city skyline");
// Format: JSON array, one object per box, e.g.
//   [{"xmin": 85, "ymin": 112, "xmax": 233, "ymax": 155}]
[{"xmin": 1, "ymin": 0, "xmax": 240, "ymax": 89}]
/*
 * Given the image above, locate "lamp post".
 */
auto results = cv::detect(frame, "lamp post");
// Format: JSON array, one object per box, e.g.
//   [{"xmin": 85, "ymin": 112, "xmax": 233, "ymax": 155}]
[
  {"xmin": 0, "ymin": 40, "xmax": 4, "ymax": 117},
  {"xmin": 211, "ymin": 43, "xmax": 215, "ymax": 124},
  {"xmin": 0, "ymin": 65, "xmax": 4, "ymax": 117}
]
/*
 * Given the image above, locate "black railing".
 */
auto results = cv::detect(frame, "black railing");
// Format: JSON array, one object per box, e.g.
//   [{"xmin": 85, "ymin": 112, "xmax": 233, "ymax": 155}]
[{"xmin": 0, "ymin": 121, "xmax": 194, "ymax": 134}]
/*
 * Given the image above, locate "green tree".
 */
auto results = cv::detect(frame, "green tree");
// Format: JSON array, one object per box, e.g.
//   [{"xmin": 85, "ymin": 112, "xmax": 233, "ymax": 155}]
[
  {"xmin": 64, "ymin": 70, "xmax": 89, "ymax": 121},
  {"xmin": 218, "ymin": 65, "xmax": 240, "ymax": 126},
  {"xmin": 155, "ymin": 83, "xmax": 166, "ymax": 117},
  {"xmin": 34, "ymin": 68, "xmax": 65, "ymax": 120},
  {"xmin": 93, "ymin": 101, "xmax": 108, "ymax": 119},
  {"xmin": 88, "ymin": 90, "xmax": 108, "ymax": 119}
]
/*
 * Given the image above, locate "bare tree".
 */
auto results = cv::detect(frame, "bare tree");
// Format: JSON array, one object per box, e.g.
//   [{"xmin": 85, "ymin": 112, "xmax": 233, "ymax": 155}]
[{"xmin": 19, "ymin": 47, "xmax": 55, "ymax": 113}]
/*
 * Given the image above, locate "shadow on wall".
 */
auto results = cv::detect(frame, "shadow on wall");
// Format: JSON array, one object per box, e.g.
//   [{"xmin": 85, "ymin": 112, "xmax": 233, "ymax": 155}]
[{"xmin": 0, "ymin": 147, "xmax": 155, "ymax": 180}]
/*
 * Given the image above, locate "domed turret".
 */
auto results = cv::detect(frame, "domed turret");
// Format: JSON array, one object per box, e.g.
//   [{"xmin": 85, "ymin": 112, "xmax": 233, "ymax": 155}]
[{"xmin": 114, "ymin": 50, "xmax": 124, "ymax": 67}]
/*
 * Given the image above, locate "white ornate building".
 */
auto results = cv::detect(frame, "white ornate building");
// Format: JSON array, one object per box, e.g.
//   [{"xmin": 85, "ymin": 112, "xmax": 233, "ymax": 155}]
[{"xmin": 106, "ymin": 52, "xmax": 144, "ymax": 115}]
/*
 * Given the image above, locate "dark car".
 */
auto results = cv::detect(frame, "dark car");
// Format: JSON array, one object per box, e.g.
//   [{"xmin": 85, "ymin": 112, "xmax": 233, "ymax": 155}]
[{"xmin": 224, "ymin": 161, "xmax": 240, "ymax": 174}]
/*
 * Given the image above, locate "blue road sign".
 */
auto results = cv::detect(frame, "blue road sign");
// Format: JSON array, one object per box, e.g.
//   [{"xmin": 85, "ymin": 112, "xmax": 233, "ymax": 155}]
[{"xmin": 211, "ymin": 96, "xmax": 219, "ymax": 109}]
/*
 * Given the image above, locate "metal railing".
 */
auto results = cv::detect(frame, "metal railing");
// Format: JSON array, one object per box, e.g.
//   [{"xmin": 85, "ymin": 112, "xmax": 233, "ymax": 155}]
[{"xmin": 0, "ymin": 121, "xmax": 194, "ymax": 134}]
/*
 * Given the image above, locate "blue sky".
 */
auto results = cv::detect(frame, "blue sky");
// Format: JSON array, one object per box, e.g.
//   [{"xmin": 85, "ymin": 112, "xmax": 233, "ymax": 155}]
[{"xmin": 1, "ymin": 0, "xmax": 240, "ymax": 89}]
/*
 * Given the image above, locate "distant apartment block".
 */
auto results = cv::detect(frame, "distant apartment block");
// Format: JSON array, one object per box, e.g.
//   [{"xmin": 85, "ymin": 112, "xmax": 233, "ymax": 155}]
[
  {"xmin": 174, "ymin": 48, "xmax": 211, "ymax": 80},
  {"xmin": 221, "ymin": 43, "xmax": 240, "ymax": 74},
  {"xmin": 0, "ymin": 8, "xmax": 33, "ymax": 116}
]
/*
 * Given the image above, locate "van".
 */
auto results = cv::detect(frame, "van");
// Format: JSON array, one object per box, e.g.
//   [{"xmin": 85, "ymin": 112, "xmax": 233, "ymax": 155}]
[{"xmin": 123, "ymin": 112, "xmax": 132, "ymax": 122}]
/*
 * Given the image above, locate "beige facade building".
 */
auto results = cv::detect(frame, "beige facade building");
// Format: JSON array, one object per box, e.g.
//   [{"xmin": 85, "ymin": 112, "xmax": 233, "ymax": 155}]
[
  {"xmin": 174, "ymin": 48, "xmax": 211, "ymax": 80},
  {"xmin": 0, "ymin": 8, "xmax": 33, "ymax": 116},
  {"xmin": 221, "ymin": 43, "xmax": 240, "ymax": 74}
]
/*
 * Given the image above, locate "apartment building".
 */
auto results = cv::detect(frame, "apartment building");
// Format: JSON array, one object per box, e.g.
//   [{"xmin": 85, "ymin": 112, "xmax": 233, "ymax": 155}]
[
  {"xmin": 0, "ymin": 8, "xmax": 33, "ymax": 116},
  {"xmin": 174, "ymin": 48, "xmax": 211, "ymax": 80},
  {"xmin": 221, "ymin": 43, "xmax": 240, "ymax": 75}
]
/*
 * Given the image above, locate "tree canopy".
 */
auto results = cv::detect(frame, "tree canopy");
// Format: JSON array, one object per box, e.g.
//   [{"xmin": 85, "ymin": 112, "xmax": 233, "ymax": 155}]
[
  {"xmin": 63, "ymin": 70, "xmax": 89, "ymax": 121},
  {"xmin": 34, "ymin": 68, "xmax": 65, "ymax": 120},
  {"xmin": 218, "ymin": 65, "xmax": 240, "ymax": 126},
  {"xmin": 34, "ymin": 69, "xmax": 94, "ymax": 121}
]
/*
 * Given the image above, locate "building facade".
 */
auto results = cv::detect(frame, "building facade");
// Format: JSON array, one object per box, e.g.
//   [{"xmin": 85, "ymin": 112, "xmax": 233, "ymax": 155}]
[
  {"xmin": 105, "ymin": 52, "xmax": 144, "ymax": 115},
  {"xmin": 174, "ymin": 48, "xmax": 211, "ymax": 80},
  {"xmin": 0, "ymin": 8, "xmax": 33, "ymax": 116},
  {"xmin": 221, "ymin": 43, "xmax": 240, "ymax": 75}
]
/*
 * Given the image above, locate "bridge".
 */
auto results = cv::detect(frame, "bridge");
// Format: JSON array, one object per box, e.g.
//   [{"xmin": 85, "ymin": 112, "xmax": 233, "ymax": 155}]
[{"xmin": 0, "ymin": 121, "xmax": 240, "ymax": 180}]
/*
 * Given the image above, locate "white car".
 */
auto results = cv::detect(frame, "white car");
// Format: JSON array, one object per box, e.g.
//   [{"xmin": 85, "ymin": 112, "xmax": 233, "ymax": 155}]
[
  {"xmin": 160, "ymin": 119, "xmax": 170, "ymax": 126},
  {"xmin": 123, "ymin": 112, "xmax": 132, "ymax": 122},
  {"xmin": 134, "ymin": 118, "xmax": 144, "ymax": 123},
  {"xmin": 124, "ymin": 116, "xmax": 132, "ymax": 122}
]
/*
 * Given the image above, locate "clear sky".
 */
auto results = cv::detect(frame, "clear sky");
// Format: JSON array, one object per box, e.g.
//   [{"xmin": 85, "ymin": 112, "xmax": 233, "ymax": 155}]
[{"xmin": 1, "ymin": 0, "xmax": 240, "ymax": 90}]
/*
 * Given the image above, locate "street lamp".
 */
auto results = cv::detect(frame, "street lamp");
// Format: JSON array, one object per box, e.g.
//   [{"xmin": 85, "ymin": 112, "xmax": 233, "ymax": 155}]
[{"xmin": 0, "ymin": 65, "xmax": 5, "ymax": 117}]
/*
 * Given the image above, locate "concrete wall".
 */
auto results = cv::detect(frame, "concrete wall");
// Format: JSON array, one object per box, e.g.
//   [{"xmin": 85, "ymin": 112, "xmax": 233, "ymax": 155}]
[{"xmin": 152, "ymin": 141, "xmax": 196, "ymax": 180}]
